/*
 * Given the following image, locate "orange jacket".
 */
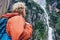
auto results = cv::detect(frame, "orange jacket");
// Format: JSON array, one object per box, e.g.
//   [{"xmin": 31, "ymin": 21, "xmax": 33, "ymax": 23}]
[{"xmin": 2, "ymin": 13, "xmax": 33, "ymax": 40}]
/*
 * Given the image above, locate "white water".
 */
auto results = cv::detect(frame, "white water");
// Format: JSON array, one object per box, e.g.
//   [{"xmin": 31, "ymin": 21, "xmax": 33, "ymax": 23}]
[
  {"xmin": 33, "ymin": 0, "xmax": 54, "ymax": 40},
  {"xmin": 41, "ymin": 6, "xmax": 53, "ymax": 40}
]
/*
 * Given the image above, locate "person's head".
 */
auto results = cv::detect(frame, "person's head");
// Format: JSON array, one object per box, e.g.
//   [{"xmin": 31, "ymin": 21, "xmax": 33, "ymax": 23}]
[{"xmin": 12, "ymin": 2, "xmax": 26, "ymax": 16}]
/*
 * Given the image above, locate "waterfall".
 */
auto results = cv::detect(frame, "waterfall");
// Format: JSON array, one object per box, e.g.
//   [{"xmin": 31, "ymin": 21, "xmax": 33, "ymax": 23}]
[
  {"xmin": 33, "ymin": 0, "xmax": 54, "ymax": 40},
  {"xmin": 43, "ymin": 7, "xmax": 53, "ymax": 40}
]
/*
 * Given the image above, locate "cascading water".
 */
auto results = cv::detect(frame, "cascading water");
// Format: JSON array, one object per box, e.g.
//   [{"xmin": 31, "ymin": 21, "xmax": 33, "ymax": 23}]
[
  {"xmin": 42, "ymin": 7, "xmax": 54, "ymax": 40},
  {"xmin": 33, "ymin": 0, "xmax": 54, "ymax": 40}
]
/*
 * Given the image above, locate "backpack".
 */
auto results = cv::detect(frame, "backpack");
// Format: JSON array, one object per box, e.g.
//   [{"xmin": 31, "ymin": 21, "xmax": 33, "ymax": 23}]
[{"xmin": 0, "ymin": 18, "xmax": 11, "ymax": 40}]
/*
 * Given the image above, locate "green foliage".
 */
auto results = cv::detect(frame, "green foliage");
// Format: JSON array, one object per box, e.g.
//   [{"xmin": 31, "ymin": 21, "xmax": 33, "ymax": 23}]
[
  {"xmin": 24, "ymin": 0, "xmax": 46, "ymax": 40},
  {"xmin": 56, "ymin": 17, "xmax": 60, "ymax": 36},
  {"xmin": 34, "ymin": 20, "xmax": 46, "ymax": 40}
]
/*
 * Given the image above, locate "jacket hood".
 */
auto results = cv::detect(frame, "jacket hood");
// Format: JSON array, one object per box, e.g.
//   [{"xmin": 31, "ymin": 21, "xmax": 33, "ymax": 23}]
[{"xmin": 2, "ymin": 13, "xmax": 19, "ymax": 19}]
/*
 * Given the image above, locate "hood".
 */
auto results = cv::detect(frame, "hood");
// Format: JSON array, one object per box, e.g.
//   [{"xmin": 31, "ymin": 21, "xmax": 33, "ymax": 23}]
[{"xmin": 2, "ymin": 13, "xmax": 19, "ymax": 19}]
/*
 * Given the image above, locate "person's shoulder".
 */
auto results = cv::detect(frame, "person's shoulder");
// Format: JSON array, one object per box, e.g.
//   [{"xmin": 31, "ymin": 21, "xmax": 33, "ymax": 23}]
[{"xmin": 8, "ymin": 16, "xmax": 25, "ymax": 23}]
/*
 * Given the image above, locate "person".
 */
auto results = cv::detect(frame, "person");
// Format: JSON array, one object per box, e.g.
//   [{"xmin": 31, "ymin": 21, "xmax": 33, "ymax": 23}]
[{"xmin": 2, "ymin": 2, "xmax": 33, "ymax": 40}]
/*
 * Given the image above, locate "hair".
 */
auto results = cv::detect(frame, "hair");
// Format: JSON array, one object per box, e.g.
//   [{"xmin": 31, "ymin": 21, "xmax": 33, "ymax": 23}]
[
  {"xmin": 12, "ymin": 2, "xmax": 26, "ymax": 16},
  {"xmin": 12, "ymin": 2, "xmax": 26, "ymax": 12}
]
